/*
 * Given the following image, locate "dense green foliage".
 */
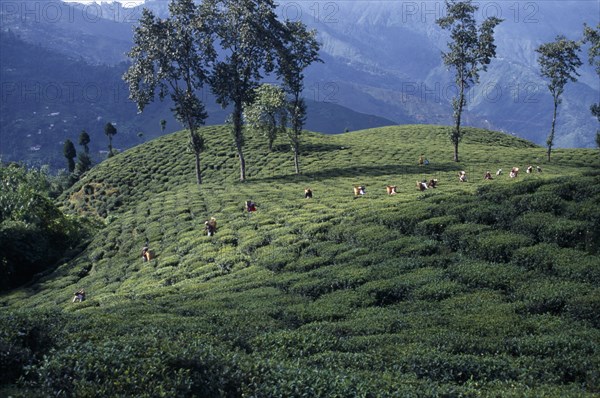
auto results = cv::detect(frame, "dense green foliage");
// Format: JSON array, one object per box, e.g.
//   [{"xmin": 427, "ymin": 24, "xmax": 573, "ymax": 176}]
[
  {"xmin": 0, "ymin": 164, "xmax": 93, "ymax": 291},
  {"xmin": 1, "ymin": 125, "xmax": 599, "ymax": 397},
  {"xmin": 244, "ymin": 84, "xmax": 287, "ymax": 152}
]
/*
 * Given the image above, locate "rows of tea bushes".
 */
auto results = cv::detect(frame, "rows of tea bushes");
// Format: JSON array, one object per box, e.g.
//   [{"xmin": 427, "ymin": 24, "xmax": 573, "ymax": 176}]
[{"xmin": 2, "ymin": 125, "xmax": 599, "ymax": 397}]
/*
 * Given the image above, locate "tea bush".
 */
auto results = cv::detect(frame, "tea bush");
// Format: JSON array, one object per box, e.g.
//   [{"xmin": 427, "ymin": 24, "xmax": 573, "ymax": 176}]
[
  {"xmin": 515, "ymin": 280, "xmax": 594, "ymax": 316},
  {"xmin": 510, "ymin": 192, "xmax": 566, "ymax": 215},
  {"xmin": 0, "ymin": 310, "xmax": 65, "ymax": 386},
  {"xmin": 442, "ymin": 223, "xmax": 492, "ymax": 251},
  {"xmin": 24, "ymin": 339, "xmax": 192, "ymax": 397},
  {"xmin": 467, "ymin": 231, "xmax": 533, "ymax": 263},
  {"xmin": 565, "ymin": 292, "xmax": 600, "ymax": 328},
  {"xmin": 413, "ymin": 280, "xmax": 467, "ymax": 301},
  {"xmin": 511, "ymin": 243, "xmax": 558, "ymax": 272},
  {"xmin": 448, "ymin": 260, "xmax": 526, "ymax": 291},
  {"xmin": 360, "ymin": 277, "xmax": 412, "ymax": 305},
  {"xmin": 551, "ymin": 249, "xmax": 600, "ymax": 284},
  {"xmin": 414, "ymin": 215, "xmax": 460, "ymax": 240},
  {"xmin": 541, "ymin": 218, "xmax": 589, "ymax": 248}
]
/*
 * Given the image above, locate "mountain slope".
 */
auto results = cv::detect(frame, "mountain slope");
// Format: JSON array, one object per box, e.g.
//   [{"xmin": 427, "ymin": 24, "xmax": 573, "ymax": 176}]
[
  {"xmin": 3, "ymin": 0, "xmax": 597, "ymax": 151},
  {"xmin": 0, "ymin": 32, "xmax": 394, "ymax": 169},
  {"xmin": 0, "ymin": 0, "xmax": 135, "ymax": 65},
  {"xmin": 298, "ymin": 0, "xmax": 600, "ymax": 147},
  {"xmin": 2, "ymin": 125, "xmax": 599, "ymax": 396}
]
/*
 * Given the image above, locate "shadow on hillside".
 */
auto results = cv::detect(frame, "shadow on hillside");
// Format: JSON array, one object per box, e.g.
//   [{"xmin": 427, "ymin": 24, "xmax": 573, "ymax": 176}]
[{"xmin": 253, "ymin": 162, "xmax": 464, "ymax": 183}]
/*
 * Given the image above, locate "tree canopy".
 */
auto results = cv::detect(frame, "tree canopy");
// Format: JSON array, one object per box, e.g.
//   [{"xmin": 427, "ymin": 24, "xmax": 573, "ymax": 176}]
[
  {"xmin": 78, "ymin": 130, "xmax": 90, "ymax": 154},
  {"xmin": 244, "ymin": 84, "xmax": 287, "ymax": 152},
  {"xmin": 63, "ymin": 140, "xmax": 76, "ymax": 173},
  {"xmin": 104, "ymin": 122, "xmax": 117, "ymax": 157},
  {"xmin": 583, "ymin": 23, "xmax": 600, "ymax": 123},
  {"xmin": 124, "ymin": 0, "xmax": 321, "ymax": 182},
  {"xmin": 124, "ymin": 0, "xmax": 215, "ymax": 184}
]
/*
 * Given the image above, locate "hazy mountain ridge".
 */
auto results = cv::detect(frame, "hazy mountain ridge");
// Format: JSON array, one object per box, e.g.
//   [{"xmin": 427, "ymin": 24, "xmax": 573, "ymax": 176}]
[
  {"xmin": 0, "ymin": 0, "xmax": 134, "ymax": 64},
  {"xmin": 293, "ymin": 0, "xmax": 599, "ymax": 147},
  {"xmin": 1, "ymin": 0, "xmax": 598, "ymax": 165},
  {"xmin": 0, "ymin": 30, "xmax": 394, "ymax": 168}
]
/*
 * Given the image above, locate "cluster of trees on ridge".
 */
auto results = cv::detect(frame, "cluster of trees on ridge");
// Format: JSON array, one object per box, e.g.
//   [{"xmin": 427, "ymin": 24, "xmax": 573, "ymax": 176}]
[
  {"xmin": 123, "ymin": 0, "xmax": 320, "ymax": 184},
  {"xmin": 62, "ymin": 123, "xmax": 118, "ymax": 186},
  {"xmin": 119, "ymin": 0, "xmax": 599, "ymax": 186}
]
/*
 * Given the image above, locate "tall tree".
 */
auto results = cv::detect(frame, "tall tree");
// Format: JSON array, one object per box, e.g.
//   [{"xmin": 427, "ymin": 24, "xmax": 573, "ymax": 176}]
[
  {"xmin": 436, "ymin": 0, "xmax": 502, "ymax": 162},
  {"xmin": 124, "ymin": 0, "xmax": 214, "ymax": 184},
  {"xmin": 536, "ymin": 36, "xmax": 582, "ymax": 161},
  {"xmin": 75, "ymin": 152, "xmax": 92, "ymax": 176},
  {"xmin": 78, "ymin": 130, "xmax": 90, "ymax": 154},
  {"xmin": 76, "ymin": 130, "xmax": 92, "ymax": 176},
  {"xmin": 104, "ymin": 122, "xmax": 117, "ymax": 157},
  {"xmin": 63, "ymin": 139, "xmax": 76, "ymax": 173},
  {"xmin": 203, "ymin": 0, "xmax": 283, "ymax": 181},
  {"xmin": 583, "ymin": 23, "xmax": 600, "ymax": 123},
  {"xmin": 244, "ymin": 84, "xmax": 287, "ymax": 152},
  {"xmin": 277, "ymin": 20, "xmax": 321, "ymax": 174}
]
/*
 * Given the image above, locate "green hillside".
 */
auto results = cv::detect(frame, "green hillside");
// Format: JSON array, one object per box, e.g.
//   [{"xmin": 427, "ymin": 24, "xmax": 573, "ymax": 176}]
[{"xmin": 2, "ymin": 125, "xmax": 599, "ymax": 397}]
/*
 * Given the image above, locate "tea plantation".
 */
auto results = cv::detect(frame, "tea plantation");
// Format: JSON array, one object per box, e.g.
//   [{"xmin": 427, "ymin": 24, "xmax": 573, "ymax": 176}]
[{"xmin": 1, "ymin": 125, "xmax": 599, "ymax": 397}]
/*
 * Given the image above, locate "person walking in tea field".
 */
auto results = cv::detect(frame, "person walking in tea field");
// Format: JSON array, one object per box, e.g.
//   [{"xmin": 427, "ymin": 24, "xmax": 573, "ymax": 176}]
[
  {"xmin": 205, "ymin": 217, "xmax": 217, "ymax": 236},
  {"xmin": 142, "ymin": 246, "xmax": 154, "ymax": 262},
  {"xmin": 246, "ymin": 201, "xmax": 257, "ymax": 212},
  {"xmin": 72, "ymin": 289, "xmax": 86, "ymax": 303}
]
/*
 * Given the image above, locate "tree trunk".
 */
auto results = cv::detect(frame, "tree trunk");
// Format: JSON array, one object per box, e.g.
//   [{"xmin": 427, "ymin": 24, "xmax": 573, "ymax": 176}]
[
  {"xmin": 292, "ymin": 98, "xmax": 302, "ymax": 174},
  {"xmin": 453, "ymin": 84, "xmax": 465, "ymax": 163},
  {"xmin": 268, "ymin": 114, "xmax": 276, "ymax": 152},
  {"xmin": 194, "ymin": 151, "xmax": 202, "ymax": 184},
  {"xmin": 547, "ymin": 99, "xmax": 558, "ymax": 162},
  {"xmin": 238, "ymin": 146, "xmax": 246, "ymax": 181},
  {"xmin": 187, "ymin": 123, "xmax": 202, "ymax": 185},
  {"xmin": 293, "ymin": 141, "xmax": 300, "ymax": 174},
  {"xmin": 453, "ymin": 141, "xmax": 459, "ymax": 163},
  {"xmin": 233, "ymin": 100, "xmax": 246, "ymax": 182}
]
